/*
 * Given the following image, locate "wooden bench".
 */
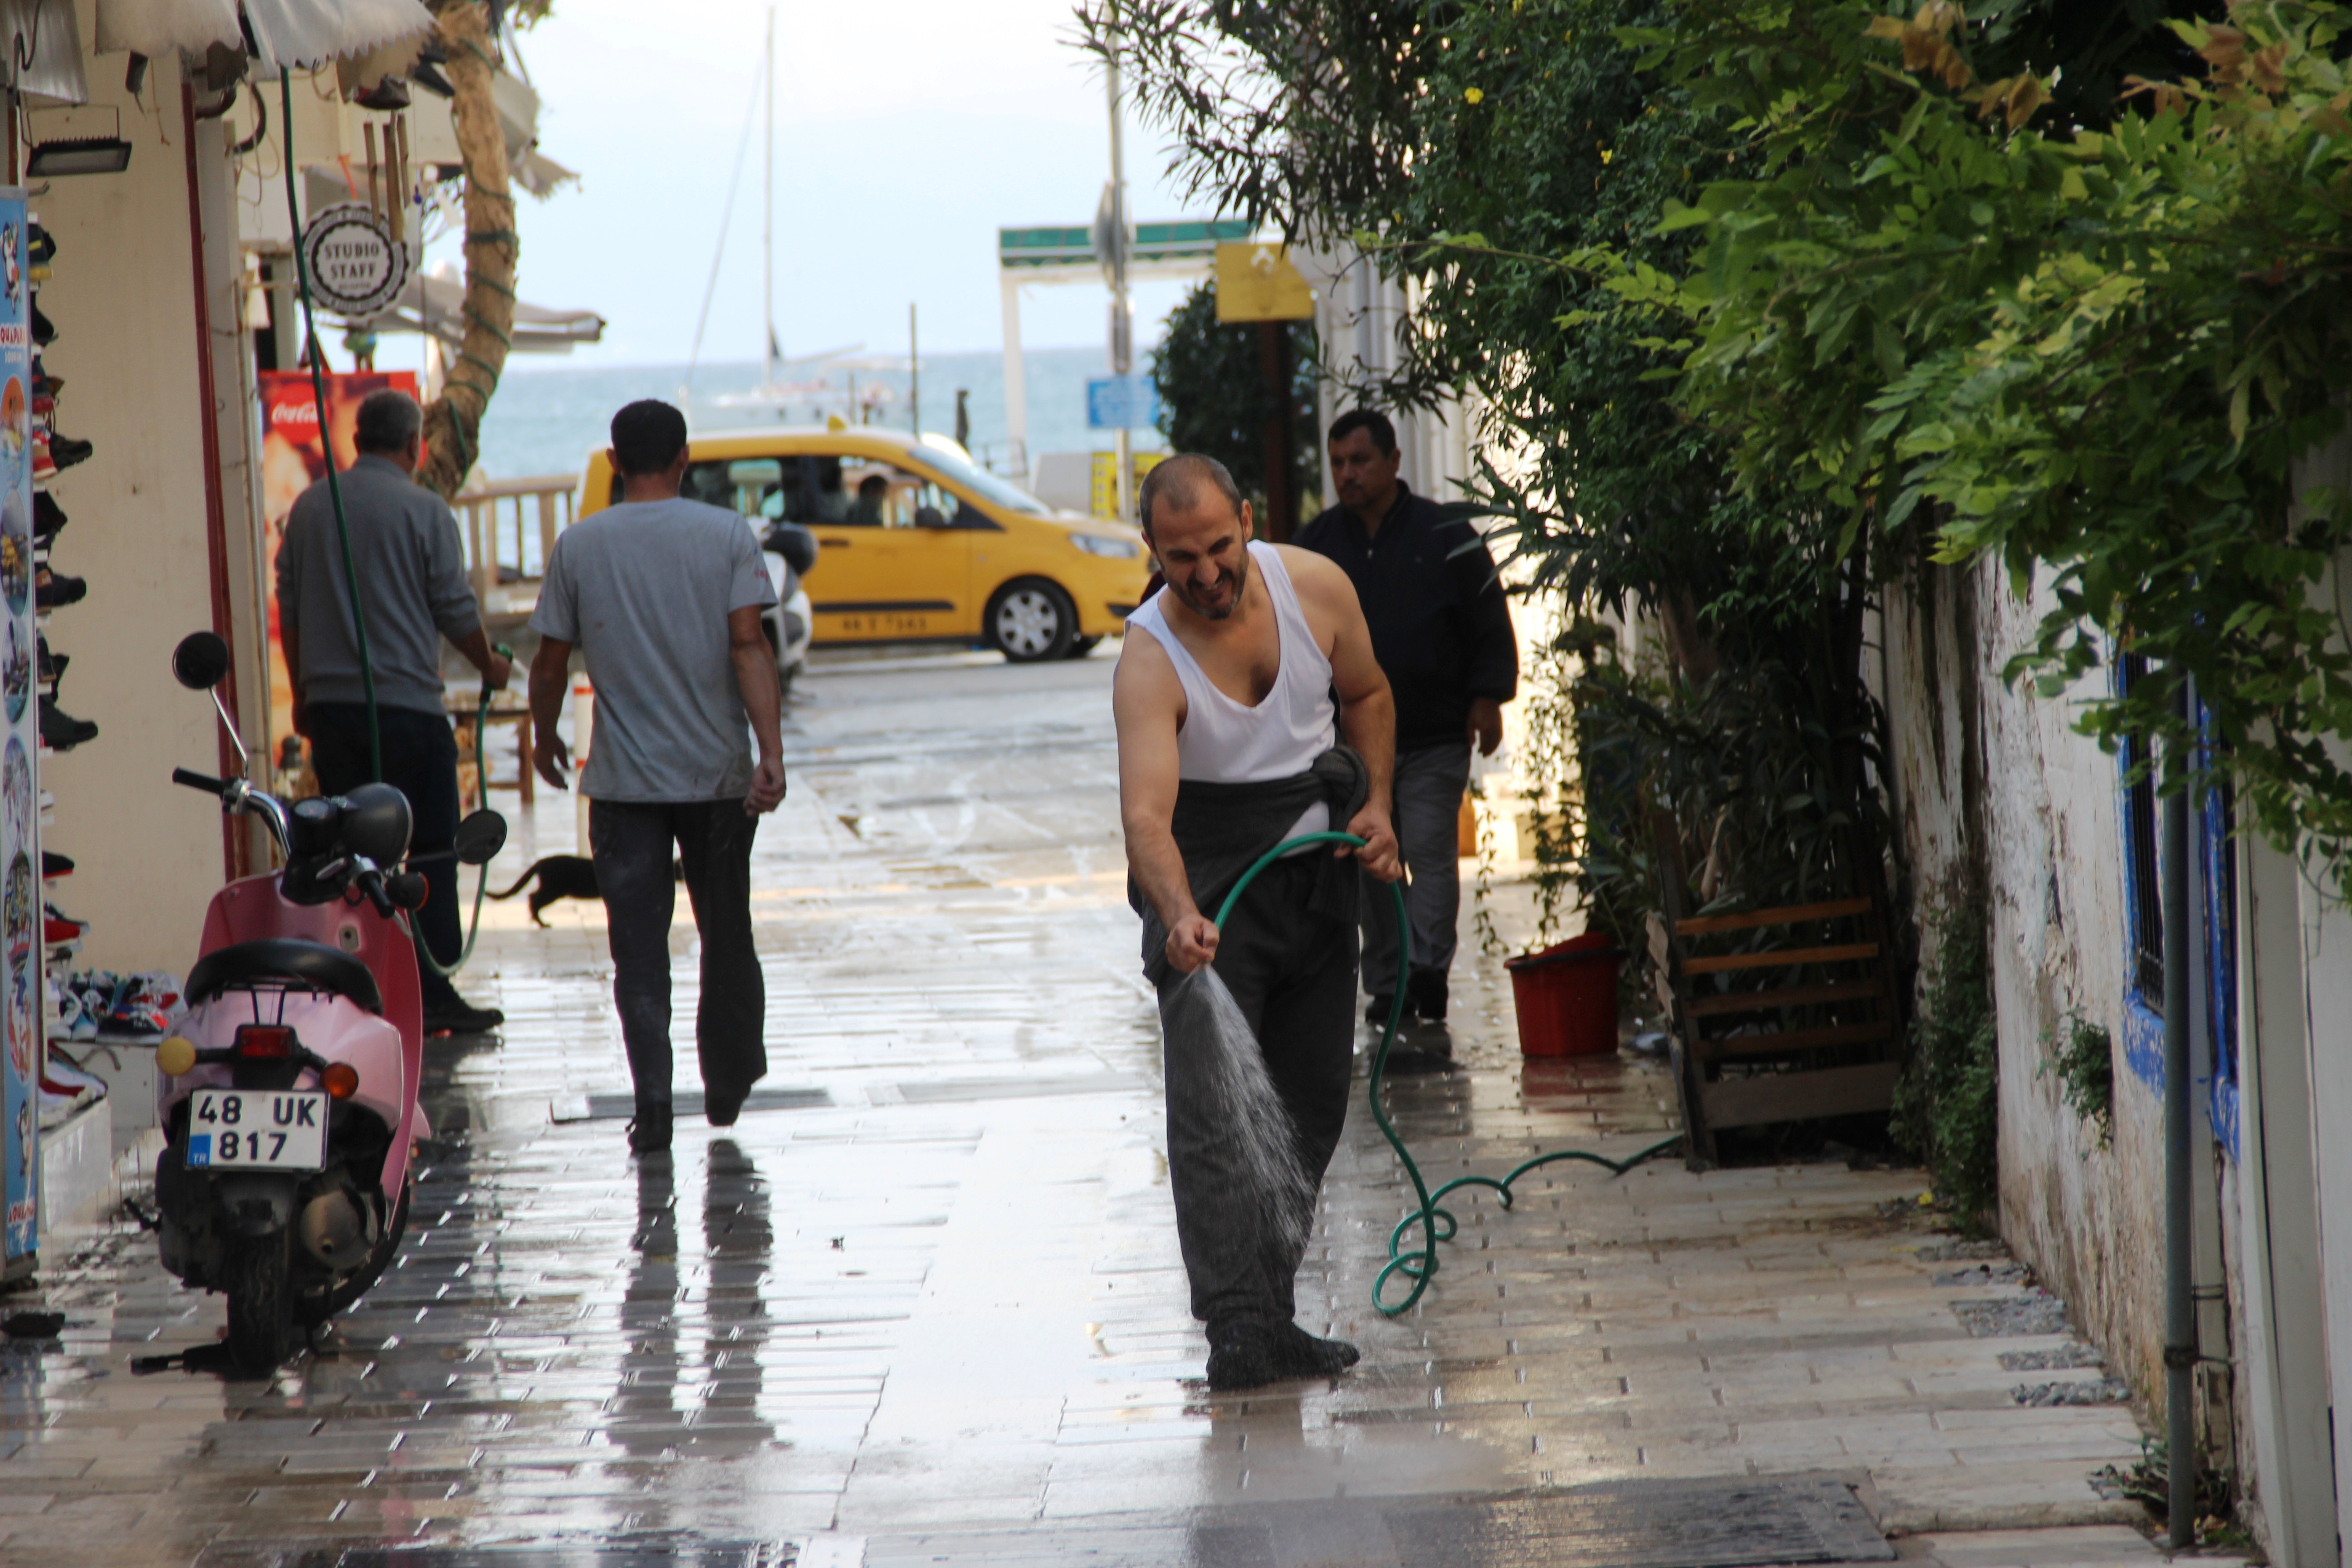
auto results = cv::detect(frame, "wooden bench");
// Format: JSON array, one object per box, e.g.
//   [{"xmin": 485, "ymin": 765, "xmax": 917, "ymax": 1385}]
[{"xmin": 1651, "ymin": 821, "xmax": 1900, "ymax": 1168}]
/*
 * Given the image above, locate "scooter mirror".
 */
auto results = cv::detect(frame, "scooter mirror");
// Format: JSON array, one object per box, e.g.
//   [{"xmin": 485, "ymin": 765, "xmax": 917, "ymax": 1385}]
[
  {"xmin": 172, "ymin": 631, "xmax": 231, "ymax": 691},
  {"xmin": 453, "ymin": 809, "xmax": 508, "ymax": 867}
]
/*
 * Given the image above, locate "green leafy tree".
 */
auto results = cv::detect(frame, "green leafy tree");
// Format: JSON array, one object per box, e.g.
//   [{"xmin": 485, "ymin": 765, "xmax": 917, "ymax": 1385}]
[
  {"xmin": 1594, "ymin": 0, "xmax": 2352, "ymax": 874},
  {"xmin": 1148, "ymin": 280, "xmax": 1322, "ymax": 532}
]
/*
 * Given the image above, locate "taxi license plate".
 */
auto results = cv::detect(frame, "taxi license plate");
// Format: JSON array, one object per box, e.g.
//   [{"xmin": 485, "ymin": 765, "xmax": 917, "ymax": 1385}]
[{"xmin": 186, "ymin": 1089, "xmax": 328, "ymax": 1171}]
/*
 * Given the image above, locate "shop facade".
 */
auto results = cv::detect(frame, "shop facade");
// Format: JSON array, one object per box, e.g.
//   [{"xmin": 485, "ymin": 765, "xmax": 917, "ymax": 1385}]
[{"xmin": 4, "ymin": 0, "xmax": 445, "ymax": 1279}]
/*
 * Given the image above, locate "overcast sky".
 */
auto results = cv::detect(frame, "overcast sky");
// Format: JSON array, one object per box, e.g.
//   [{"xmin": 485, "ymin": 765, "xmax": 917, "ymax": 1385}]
[{"xmin": 455, "ymin": 0, "xmax": 1207, "ymax": 371}]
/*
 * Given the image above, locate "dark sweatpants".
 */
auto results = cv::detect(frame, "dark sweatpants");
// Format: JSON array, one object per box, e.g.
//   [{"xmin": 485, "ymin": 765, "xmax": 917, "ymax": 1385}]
[
  {"xmin": 305, "ymin": 701, "xmax": 464, "ymax": 1014},
  {"xmin": 588, "ymin": 798, "xmax": 767, "ymax": 1109},
  {"xmin": 1156, "ymin": 855, "xmax": 1357, "ymax": 1328}
]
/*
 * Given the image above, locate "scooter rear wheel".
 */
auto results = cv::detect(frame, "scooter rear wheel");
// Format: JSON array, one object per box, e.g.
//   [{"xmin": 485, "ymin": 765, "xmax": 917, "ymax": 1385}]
[{"xmin": 225, "ymin": 1231, "xmax": 295, "ymax": 1373}]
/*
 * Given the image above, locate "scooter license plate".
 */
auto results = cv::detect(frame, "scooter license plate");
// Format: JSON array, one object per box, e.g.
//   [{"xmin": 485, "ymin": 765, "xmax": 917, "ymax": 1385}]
[{"xmin": 185, "ymin": 1089, "xmax": 328, "ymax": 1171}]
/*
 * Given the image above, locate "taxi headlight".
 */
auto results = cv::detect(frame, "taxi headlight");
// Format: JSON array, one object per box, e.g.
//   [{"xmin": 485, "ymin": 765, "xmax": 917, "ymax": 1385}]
[{"xmin": 1070, "ymin": 534, "xmax": 1141, "ymax": 560}]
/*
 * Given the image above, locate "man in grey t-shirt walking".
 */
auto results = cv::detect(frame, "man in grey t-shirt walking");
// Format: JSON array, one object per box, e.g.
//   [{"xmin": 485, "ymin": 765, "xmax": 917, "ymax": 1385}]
[{"xmin": 527, "ymin": 399, "xmax": 786, "ymax": 1156}]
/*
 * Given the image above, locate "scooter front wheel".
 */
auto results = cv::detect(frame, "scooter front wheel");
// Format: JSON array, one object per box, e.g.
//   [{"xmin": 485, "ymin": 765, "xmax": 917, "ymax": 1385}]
[{"xmin": 225, "ymin": 1231, "xmax": 295, "ymax": 1373}]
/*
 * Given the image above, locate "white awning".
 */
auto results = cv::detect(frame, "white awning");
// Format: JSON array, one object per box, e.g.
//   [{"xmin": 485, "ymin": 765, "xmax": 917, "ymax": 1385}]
[
  {"xmin": 242, "ymin": 0, "xmax": 433, "ymax": 70},
  {"xmin": 364, "ymin": 270, "xmax": 604, "ymax": 355},
  {"xmin": 94, "ymin": 0, "xmax": 432, "ymax": 69},
  {"xmin": 92, "ymin": 0, "xmax": 239, "ymax": 61}
]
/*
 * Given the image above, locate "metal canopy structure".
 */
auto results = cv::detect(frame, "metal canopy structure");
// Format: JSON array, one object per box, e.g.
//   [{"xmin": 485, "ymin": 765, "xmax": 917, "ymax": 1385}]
[{"xmin": 994, "ymin": 217, "xmax": 1251, "ymax": 477}]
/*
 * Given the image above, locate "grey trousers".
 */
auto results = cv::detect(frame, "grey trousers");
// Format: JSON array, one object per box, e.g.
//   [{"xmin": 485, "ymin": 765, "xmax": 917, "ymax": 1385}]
[
  {"xmin": 1156, "ymin": 857, "xmax": 1357, "ymax": 1328},
  {"xmin": 1360, "ymin": 741, "xmax": 1473, "ymax": 993}
]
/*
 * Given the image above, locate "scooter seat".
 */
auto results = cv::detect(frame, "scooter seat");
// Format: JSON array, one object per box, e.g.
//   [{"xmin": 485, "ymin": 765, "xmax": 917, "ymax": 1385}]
[{"xmin": 185, "ymin": 938, "xmax": 383, "ymax": 1015}]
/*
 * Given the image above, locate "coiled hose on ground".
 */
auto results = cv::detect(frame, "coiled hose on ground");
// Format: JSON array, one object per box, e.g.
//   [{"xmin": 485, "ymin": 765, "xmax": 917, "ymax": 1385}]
[{"xmin": 1211, "ymin": 831, "xmax": 1682, "ymax": 1316}]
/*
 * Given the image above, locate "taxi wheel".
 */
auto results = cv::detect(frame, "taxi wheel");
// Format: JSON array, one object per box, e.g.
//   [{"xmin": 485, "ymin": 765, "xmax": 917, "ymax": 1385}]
[{"xmin": 986, "ymin": 579, "xmax": 1077, "ymax": 663}]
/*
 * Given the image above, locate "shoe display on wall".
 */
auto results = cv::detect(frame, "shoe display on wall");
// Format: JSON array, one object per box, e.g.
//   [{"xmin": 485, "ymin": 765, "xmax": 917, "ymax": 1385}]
[
  {"xmin": 30, "ymin": 429, "xmax": 87, "ymax": 477},
  {"xmin": 35, "ymin": 569, "xmax": 84, "ymax": 609},
  {"xmin": 39, "ymin": 849, "xmax": 70, "ymax": 879},
  {"xmin": 37, "ymin": 697, "xmax": 95, "ymax": 750},
  {"xmin": 29, "ymin": 299, "xmax": 52, "ymax": 346},
  {"xmin": 31, "ymin": 491, "xmax": 64, "ymax": 543}
]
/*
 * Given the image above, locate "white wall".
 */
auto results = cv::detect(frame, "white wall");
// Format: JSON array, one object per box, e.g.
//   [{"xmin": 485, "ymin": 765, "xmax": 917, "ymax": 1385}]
[
  {"xmin": 38, "ymin": 35, "xmax": 249, "ymax": 973},
  {"xmin": 1880, "ymin": 557, "xmax": 2171, "ymax": 1400}
]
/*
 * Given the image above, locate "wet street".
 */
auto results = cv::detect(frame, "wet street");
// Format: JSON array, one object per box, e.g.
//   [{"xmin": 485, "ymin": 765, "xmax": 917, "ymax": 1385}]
[{"xmin": 0, "ymin": 651, "xmax": 2217, "ymax": 1566}]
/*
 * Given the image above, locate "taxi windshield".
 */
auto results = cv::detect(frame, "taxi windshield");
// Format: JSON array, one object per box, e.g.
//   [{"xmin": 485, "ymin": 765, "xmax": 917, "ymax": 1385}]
[{"xmin": 904, "ymin": 444, "xmax": 1053, "ymax": 518}]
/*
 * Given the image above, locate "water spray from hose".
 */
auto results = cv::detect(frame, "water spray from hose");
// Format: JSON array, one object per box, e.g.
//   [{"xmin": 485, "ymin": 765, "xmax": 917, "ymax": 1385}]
[{"xmin": 1210, "ymin": 831, "xmax": 1682, "ymax": 1317}]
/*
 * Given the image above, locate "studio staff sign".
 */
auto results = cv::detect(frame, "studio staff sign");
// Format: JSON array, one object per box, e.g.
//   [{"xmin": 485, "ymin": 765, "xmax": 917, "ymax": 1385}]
[{"xmin": 299, "ymin": 203, "xmax": 409, "ymax": 318}]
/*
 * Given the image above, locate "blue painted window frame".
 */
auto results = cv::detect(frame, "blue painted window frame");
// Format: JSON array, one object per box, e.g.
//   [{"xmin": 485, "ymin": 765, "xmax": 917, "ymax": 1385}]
[{"xmin": 2109, "ymin": 652, "xmax": 2240, "ymax": 1155}]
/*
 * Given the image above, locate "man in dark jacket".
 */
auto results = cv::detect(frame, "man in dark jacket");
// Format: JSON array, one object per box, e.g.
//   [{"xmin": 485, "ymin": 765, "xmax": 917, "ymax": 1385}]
[{"xmin": 1294, "ymin": 409, "xmax": 1518, "ymax": 1032}]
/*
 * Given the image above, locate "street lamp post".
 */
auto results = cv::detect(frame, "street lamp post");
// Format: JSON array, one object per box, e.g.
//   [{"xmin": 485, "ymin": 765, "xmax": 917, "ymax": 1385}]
[{"xmin": 1105, "ymin": 4, "xmax": 1133, "ymax": 524}]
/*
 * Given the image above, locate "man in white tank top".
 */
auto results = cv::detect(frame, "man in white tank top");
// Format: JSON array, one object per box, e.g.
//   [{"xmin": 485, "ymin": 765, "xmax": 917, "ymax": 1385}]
[{"xmin": 1114, "ymin": 454, "xmax": 1402, "ymax": 1392}]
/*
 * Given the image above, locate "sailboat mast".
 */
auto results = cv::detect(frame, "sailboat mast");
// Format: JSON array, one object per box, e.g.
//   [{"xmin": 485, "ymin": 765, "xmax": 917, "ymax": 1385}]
[{"xmin": 762, "ymin": 5, "xmax": 776, "ymax": 391}]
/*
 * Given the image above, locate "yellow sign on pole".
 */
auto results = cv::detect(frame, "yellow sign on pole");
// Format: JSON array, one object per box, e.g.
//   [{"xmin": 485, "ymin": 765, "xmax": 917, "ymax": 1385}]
[
  {"xmin": 1215, "ymin": 242, "xmax": 1315, "ymax": 323},
  {"xmin": 1091, "ymin": 450, "xmax": 1166, "ymax": 521}
]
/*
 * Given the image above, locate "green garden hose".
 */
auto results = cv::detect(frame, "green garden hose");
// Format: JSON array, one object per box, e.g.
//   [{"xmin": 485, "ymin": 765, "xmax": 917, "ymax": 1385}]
[
  {"xmin": 1210, "ymin": 831, "xmax": 1681, "ymax": 1317},
  {"xmin": 411, "ymin": 644, "xmax": 513, "ymax": 980}
]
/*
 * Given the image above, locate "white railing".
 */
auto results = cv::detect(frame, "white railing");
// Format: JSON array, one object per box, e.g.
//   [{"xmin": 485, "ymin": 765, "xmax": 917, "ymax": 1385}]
[{"xmin": 453, "ymin": 474, "xmax": 578, "ymax": 618}]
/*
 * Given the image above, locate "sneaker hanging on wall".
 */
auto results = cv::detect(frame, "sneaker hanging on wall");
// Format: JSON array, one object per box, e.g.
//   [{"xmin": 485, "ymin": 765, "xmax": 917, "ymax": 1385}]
[
  {"xmin": 31, "ymin": 491, "xmax": 64, "ymax": 544},
  {"xmin": 29, "ymin": 299, "xmax": 52, "ymax": 346},
  {"xmin": 35, "ymin": 569, "xmax": 84, "ymax": 609},
  {"xmin": 37, "ymin": 429, "xmax": 89, "ymax": 470},
  {"xmin": 37, "ymin": 697, "xmax": 95, "ymax": 750}
]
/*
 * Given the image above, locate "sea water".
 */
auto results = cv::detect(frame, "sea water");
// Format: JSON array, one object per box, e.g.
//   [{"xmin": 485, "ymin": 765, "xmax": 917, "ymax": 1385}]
[{"xmin": 477, "ymin": 346, "xmax": 1164, "ymax": 483}]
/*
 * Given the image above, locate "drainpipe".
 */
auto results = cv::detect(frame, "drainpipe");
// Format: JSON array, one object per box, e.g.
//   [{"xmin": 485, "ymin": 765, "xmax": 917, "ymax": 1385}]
[{"xmin": 2162, "ymin": 716, "xmax": 2195, "ymax": 1550}]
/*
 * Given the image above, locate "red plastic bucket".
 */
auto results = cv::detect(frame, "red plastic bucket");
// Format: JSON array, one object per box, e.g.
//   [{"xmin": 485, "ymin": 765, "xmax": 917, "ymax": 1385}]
[{"xmin": 1505, "ymin": 932, "xmax": 1623, "ymax": 1058}]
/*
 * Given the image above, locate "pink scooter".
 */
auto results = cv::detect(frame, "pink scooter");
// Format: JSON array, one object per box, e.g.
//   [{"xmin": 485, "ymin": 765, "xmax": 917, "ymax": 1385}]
[{"xmin": 150, "ymin": 632, "xmax": 505, "ymax": 1371}]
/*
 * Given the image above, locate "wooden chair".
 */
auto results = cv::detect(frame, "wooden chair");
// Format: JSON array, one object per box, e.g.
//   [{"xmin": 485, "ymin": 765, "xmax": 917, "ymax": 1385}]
[
  {"xmin": 1651, "ymin": 817, "xmax": 1900, "ymax": 1168},
  {"xmin": 452, "ymin": 701, "xmax": 536, "ymax": 810}
]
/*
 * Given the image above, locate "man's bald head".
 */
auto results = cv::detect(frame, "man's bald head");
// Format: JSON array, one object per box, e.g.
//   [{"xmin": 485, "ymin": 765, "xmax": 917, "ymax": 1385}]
[{"xmin": 1137, "ymin": 453, "xmax": 1245, "ymax": 536}]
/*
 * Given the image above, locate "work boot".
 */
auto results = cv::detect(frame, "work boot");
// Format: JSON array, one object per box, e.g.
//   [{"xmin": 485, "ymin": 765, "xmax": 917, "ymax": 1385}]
[
  {"xmin": 1205, "ymin": 1319, "xmax": 1284, "ymax": 1392},
  {"xmin": 1274, "ymin": 1322, "xmax": 1360, "ymax": 1378},
  {"xmin": 1406, "ymin": 968, "xmax": 1449, "ymax": 1023},
  {"xmin": 627, "ymin": 1100, "xmax": 672, "ymax": 1156},
  {"xmin": 423, "ymin": 999, "xmax": 504, "ymax": 1035}
]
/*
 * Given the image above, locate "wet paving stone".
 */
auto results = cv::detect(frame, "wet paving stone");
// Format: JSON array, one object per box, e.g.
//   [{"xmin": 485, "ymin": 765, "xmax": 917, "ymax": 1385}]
[{"xmin": 0, "ymin": 655, "xmax": 2202, "ymax": 1564}]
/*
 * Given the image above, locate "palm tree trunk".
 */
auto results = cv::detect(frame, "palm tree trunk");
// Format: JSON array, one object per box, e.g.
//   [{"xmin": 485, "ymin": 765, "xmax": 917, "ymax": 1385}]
[{"xmin": 415, "ymin": 0, "xmax": 516, "ymax": 500}]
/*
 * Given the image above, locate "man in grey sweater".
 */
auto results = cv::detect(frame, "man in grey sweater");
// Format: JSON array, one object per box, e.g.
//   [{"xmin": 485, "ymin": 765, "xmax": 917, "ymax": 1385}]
[{"xmin": 276, "ymin": 390, "xmax": 511, "ymax": 1034}]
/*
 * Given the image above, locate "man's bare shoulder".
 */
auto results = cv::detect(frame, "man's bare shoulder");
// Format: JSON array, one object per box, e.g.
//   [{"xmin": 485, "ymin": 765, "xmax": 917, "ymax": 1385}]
[
  {"xmin": 1113, "ymin": 622, "xmax": 1184, "ymax": 715},
  {"xmin": 1271, "ymin": 544, "xmax": 1363, "ymax": 641}
]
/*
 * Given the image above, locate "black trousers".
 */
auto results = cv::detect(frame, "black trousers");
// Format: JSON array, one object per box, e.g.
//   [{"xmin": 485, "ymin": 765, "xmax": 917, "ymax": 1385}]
[
  {"xmin": 1155, "ymin": 855, "xmax": 1357, "ymax": 1328},
  {"xmin": 305, "ymin": 701, "xmax": 464, "ymax": 1012},
  {"xmin": 589, "ymin": 798, "xmax": 766, "ymax": 1108}
]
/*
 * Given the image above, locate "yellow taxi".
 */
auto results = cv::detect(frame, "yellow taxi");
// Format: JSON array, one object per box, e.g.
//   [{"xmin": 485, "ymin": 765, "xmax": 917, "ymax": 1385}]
[{"xmin": 576, "ymin": 427, "xmax": 1150, "ymax": 662}]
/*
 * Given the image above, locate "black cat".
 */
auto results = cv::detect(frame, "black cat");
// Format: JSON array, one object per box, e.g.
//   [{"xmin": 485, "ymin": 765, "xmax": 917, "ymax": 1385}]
[
  {"xmin": 488, "ymin": 854, "xmax": 685, "ymax": 926},
  {"xmin": 488, "ymin": 855, "xmax": 601, "ymax": 926}
]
